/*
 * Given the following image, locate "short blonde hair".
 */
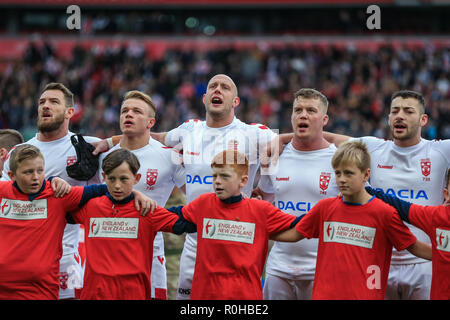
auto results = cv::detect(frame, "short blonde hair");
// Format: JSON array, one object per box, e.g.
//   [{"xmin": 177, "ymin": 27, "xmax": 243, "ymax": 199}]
[
  {"xmin": 332, "ymin": 140, "xmax": 371, "ymax": 172},
  {"xmin": 9, "ymin": 144, "xmax": 44, "ymax": 174},
  {"xmin": 123, "ymin": 90, "xmax": 156, "ymax": 117},
  {"xmin": 211, "ymin": 150, "xmax": 249, "ymax": 177}
]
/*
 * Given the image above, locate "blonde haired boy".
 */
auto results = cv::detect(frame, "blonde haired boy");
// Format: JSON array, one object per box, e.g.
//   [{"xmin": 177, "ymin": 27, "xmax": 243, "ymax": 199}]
[{"xmin": 272, "ymin": 141, "xmax": 432, "ymax": 299}]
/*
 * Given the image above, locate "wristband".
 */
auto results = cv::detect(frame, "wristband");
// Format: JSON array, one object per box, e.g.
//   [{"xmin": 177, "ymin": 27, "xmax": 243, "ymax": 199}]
[{"xmin": 106, "ymin": 137, "xmax": 114, "ymax": 150}]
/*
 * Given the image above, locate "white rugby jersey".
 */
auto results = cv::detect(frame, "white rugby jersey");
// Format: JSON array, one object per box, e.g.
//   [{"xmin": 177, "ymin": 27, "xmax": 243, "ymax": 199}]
[
  {"xmin": 165, "ymin": 117, "xmax": 277, "ymax": 249},
  {"xmin": 1, "ymin": 131, "xmax": 102, "ymax": 256},
  {"xmin": 99, "ymin": 137, "xmax": 186, "ymax": 257},
  {"xmin": 354, "ymin": 137, "xmax": 450, "ymax": 264},
  {"xmin": 258, "ymin": 142, "xmax": 339, "ymax": 280}
]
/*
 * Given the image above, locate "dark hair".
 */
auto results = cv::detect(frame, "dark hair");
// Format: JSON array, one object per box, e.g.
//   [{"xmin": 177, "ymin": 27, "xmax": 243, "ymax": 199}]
[
  {"xmin": 9, "ymin": 144, "xmax": 44, "ymax": 173},
  {"xmin": 391, "ymin": 90, "xmax": 425, "ymax": 114},
  {"xmin": 41, "ymin": 82, "xmax": 74, "ymax": 109},
  {"xmin": 102, "ymin": 148, "xmax": 140, "ymax": 175},
  {"xmin": 0, "ymin": 129, "xmax": 24, "ymax": 151}
]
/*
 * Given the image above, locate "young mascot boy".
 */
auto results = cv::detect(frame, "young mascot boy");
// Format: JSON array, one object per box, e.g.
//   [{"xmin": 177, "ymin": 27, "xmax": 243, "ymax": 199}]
[
  {"xmin": 272, "ymin": 140, "xmax": 432, "ymax": 300},
  {"xmin": 68, "ymin": 148, "xmax": 196, "ymax": 300},
  {"xmin": 366, "ymin": 169, "xmax": 450, "ymax": 300},
  {"xmin": 0, "ymin": 144, "xmax": 109, "ymax": 299},
  {"xmin": 167, "ymin": 150, "xmax": 299, "ymax": 300}
]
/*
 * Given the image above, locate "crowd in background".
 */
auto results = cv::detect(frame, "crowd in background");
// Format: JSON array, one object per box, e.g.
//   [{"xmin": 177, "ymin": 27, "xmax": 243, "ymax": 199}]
[{"xmin": 0, "ymin": 40, "xmax": 448, "ymax": 140}]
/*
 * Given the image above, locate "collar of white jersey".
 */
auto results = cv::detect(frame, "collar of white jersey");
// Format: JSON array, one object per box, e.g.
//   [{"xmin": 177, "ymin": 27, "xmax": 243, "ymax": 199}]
[
  {"xmin": 36, "ymin": 131, "xmax": 73, "ymax": 143},
  {"xmin": 391, "ymin": 138, "xmax": 426, "ymax": 152},
  {"xmin": 205, "ymin": 117, "xmax": 238, "ymax": 130}
]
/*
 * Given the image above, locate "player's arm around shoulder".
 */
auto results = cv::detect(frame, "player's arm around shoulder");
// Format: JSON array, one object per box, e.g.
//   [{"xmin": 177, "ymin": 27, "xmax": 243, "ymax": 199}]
[
  {"xmin": 258, "ymin": 199, "xmax": 304, "ymax": 242},
  {"xmin": 323, "ymin": 131, "xmax": 352, "ymax": 146},
  {"xmin": 430, "ymin": 138, "xmax": 450, "ymax": 161},
  {"xmin": 152, "ymin": 205, "xmax": 197, "ymax": 235},
  {"xmin": 406, "ymin": 240, "xmax": 432, "ymax": 261}
]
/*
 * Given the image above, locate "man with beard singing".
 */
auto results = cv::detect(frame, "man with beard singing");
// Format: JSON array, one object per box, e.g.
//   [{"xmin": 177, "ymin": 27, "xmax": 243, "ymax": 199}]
[{"xmin": 1, "ymin": 83, "xmax": 102, "ymax": 299}]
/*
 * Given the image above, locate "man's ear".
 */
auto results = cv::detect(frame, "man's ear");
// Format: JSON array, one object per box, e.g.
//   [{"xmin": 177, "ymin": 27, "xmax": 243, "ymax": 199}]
[
  {"xmin": 232, "ymin": 96, "xmax": 240, "ymax": 109},
  {"xmin": 419, "ymin": 113, "xmax": 428, "ymax": 128},
  {"xmin": 0, "ymin": 148, "xmax": 8, "ymax": 160}
]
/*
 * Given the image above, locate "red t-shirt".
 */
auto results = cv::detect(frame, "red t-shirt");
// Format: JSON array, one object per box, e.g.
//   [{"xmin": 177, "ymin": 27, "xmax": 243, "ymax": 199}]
[
  {"xmin": 71, "ymin": 195, "xmax": 179, "ymax": 300},
  {"xmin": 0, "ymin": 181, "xmax": 84, "ymax": 300},
  {"xmin": 296, "ymin": 196, "xmax": 417, "ymax": 300},
  {"xmin": 182, "ymin": 193, "xmax": 296, "ymax": 300},
  {"xmin": 409, "ymin": 204, "xmax": 450, "ymax": 300}
]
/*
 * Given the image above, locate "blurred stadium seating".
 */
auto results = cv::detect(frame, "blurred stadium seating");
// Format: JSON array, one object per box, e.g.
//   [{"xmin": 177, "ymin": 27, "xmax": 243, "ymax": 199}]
[{"xmin": 0, "ymin": 1, "xmax": 448, "ymax": 141}]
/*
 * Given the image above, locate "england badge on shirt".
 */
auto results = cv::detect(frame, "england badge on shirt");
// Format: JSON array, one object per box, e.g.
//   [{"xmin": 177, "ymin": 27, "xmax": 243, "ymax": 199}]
[{"xmin": 146, "ymin": 169, "xmax": 158, "ymax": 190}]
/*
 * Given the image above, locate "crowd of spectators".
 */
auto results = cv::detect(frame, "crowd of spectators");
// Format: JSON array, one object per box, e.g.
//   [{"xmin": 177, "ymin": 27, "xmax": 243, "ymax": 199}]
[{"xmin": 0, "ymin": 39, "xmax": 448, "ymax": 141}]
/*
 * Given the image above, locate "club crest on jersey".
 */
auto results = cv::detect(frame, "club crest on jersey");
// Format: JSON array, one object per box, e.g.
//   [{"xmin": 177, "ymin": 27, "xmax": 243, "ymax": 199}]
[
  {"xmin": 319, "ymin": 172, "xmax": 331, "ymax": 194},
  {"xmin": 420, "ymin": 158, "xmax": 431, "ymax": 180},
  {"xmin": 146, "ymin": 169, "xmax": 158, "ymax": 190},
  {"xmin": 66, "ymin": 156, "xmax": 77, "ymax": 166}
]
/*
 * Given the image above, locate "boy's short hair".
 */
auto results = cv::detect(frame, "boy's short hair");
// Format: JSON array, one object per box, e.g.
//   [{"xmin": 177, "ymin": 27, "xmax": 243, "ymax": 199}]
[
  {"xmin": 41, "ymin": 82, "xmax": 74, "ymax": 109},
  {"xmin": 211, "ymin": 150, "xmax": 249, "ymax": 177},
  {"xmin": 294, "ymin": 88, "xmax": 329, "ymax": 114},
  {"xmin": 102, "ymin": 148, "xmax": 140, "ymax": 176},
  {"xmin": 332, "ymin": 140, "xmax": 371, "ymax": 172},
  {"xmin": 9, "ymin": 144, "xmax": 44, "ymax": 174},
  {"xmin": 123, "ymin": 90, "xmax": 156, "ymax": 117},
  {"xmin": 391, "ymin": 90, "xmax": 426, "ymax": 115},
  {"xmin": 0, "ymin": 129, "xmax": 24, "ymax": 151}
]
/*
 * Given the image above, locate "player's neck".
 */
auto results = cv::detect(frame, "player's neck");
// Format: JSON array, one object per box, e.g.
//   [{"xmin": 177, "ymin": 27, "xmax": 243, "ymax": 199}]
[
  {"xmin": 343, "ymin": 189, "xmax": 372, "ymax": 205},
  {"xmin": 37, "ymin": 127, "xmax": 68, "ymax": 142},
  {"xmin": 120, "ymin": 133, "xmax": 150, "ymax": 150},
  {"xmin": 206, "ymin": 113, "xmax": 234, "ymax": 128},
  {"xmin": 291, "ymin": 135, "xmax": 330, "ymax": 151},
  {"xmin": 393, "ymin": 135, "xmax": 421, "ymax": 148}
]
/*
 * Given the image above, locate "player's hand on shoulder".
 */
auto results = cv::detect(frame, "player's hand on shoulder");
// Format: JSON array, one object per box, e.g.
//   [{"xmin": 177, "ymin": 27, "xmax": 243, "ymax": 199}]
[
  {"xmin": 51, "ymin": 177, "xmax": 72, "ymax": 197},
  {"xmin": 91, "ymin": 139, "xmax": 110, "ymax": 156},
  {"xmin": 133, "ymin": 190, "xmax": 158, "ymax": 216}
]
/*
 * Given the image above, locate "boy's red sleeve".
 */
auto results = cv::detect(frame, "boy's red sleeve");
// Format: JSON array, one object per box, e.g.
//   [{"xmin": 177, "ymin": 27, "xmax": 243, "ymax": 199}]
[
  {"xmin": 181, "ymin": 195, "xmax": 204, "ymax": 224},
  {"xmin": 150, "ymin": 207, "xmax": 180, "ymax": 233},
  {"xmin": 386, "ymin": 208, "xmax": 417, "ymax": 251},
  {"xmin": 408, "ymin": 204, "xmax": 437, "ymax": 237},
  {"xmin": 61, "ymin": 186, "xmax": 84, "ymax": 212},
  {"xmin": 295, "ymin": 201, "xmax": 322, "ymax": 239},
  {"xmin": 265, "ymin": 201, "xmax": 297, "ymax": 235}
]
